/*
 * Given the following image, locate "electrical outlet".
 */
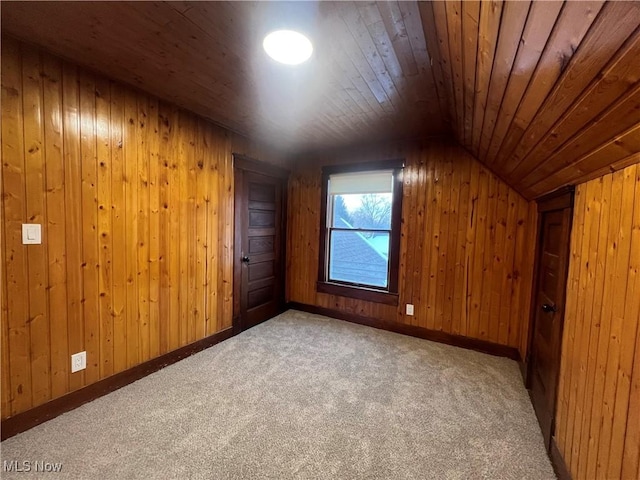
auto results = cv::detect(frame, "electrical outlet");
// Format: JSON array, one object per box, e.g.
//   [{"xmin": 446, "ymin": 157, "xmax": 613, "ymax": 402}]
[
  {"xmin": 71, "ymin": 351, "xmax": 86, "ymax": 373},
  {"xmin": 406, "ymin": 304, "xmax": 414, "ymax": 316}
]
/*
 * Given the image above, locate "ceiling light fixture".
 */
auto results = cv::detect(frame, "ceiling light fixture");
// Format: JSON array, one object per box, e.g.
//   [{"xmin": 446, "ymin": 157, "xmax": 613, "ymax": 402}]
[{"xmin": 263, "ymin": 30, "xmax": 313, "ymax": 65}]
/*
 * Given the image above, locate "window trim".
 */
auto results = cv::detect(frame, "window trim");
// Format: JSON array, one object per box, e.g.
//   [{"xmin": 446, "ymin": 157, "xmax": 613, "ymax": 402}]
[{"xmin": 317, "ymin": 159, "xmax": 404, "ymax": 306}]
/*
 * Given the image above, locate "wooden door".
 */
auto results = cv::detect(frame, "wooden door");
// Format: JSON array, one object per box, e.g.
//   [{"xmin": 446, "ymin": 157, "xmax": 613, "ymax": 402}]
[
  {"xmin": 233, "ymin": 156, "xmax": 287, "ymax": 332},
  {"xmin": 528, "ymin": 190, "xmax": 573, "ymax": 449}
]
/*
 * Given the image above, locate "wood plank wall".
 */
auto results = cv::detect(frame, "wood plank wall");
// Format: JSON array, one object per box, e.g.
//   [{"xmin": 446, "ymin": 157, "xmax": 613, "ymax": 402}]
[
  {"xmin": 286, "ymin": 139, "xmax": 538, "ymax": 355},
  {"xmin": 0, "ymin": 37, "xmax": 285, "ymax": 419},
  {"xmin": 555, "ymin": 162, "xmax": 640, "ymax": 480}
]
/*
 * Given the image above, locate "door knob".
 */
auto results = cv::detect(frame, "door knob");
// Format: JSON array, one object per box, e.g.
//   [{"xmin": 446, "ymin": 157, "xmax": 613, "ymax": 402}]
[
  {"xmin": 541, "ymin": 303, "xmax": 557, "ymax": 313},
  {"xmin": 242, "ymin": 256, "xmax": 250, "ymax": 263}
]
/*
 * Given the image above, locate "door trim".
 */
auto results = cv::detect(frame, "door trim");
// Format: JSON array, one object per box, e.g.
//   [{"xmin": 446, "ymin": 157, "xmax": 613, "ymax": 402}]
[
  {"xmin": 234, "ymin": 154, "xmax": 290, "ymax": 179},
  {"xmin": 232, "ymin": 154, "xmax": 289, "ymax": 333},
  {"xmin": 525, "ymin": 186, "xmax": 574, "ymax": 385},
  {"xmin": 525, "ymin": 186, "xmax": 574, "ymax": 448}
]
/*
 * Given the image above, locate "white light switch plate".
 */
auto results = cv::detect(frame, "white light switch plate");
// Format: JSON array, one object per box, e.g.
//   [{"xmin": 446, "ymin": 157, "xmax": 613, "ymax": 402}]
[
  {"xmin": 22, "ymin": 224, "xmax": 42, "ymax": 244},
  {"xmin": 71, "ymin": 351, "xmax": 86, "ymax": 373},
  {"xmin": 406, "ymin": 304, "xmax": 414, "ymax": 316}
]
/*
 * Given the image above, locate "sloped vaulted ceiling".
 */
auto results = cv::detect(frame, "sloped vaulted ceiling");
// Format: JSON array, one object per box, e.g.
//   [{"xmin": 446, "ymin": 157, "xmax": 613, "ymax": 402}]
[
  {"xmin": 425, "ymin": 1, "xmax": 640, "ymax": 199},
  {"xmin": 2, "ymin": 1, "xmax": 639, "ymax": 199}
]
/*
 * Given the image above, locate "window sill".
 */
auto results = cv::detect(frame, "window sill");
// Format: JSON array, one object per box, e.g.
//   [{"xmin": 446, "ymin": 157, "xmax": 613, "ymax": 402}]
[{"xmin": 316, "ymin": 281, "xmax": 399, "ymax": 306}]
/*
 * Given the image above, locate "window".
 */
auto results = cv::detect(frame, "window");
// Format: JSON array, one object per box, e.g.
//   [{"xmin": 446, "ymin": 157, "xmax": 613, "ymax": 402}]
[{"xmin": 317, "ymin": 160, "xmax": 404, "ymax": 305}]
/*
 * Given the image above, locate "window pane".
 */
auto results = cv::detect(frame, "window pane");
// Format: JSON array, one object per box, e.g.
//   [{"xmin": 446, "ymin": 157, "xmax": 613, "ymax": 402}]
[
  {"xmin": 331, "ymin": 193, "xmax": 392, "ymax": 230},
  {"xmin": 329, "ymin": 230, "xmax": 390, "ymax": 288}
]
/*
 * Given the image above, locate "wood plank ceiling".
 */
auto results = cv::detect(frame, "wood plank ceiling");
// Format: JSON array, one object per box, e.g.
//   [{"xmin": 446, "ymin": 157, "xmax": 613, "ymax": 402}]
[
  {"xmin": 426, "ymin": 0, "xmax": 640, "ymax": 198},
  {"xmin": 1, "ymin": 1, "xmax": 446, "ymax": 153},
  {"xmin": 2, "ymin": 1, "xmax": 640, "ymax": 199}
]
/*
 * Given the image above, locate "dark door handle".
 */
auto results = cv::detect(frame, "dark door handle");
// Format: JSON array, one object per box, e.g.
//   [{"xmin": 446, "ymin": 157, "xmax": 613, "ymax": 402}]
[
  {"xmin": 242, "ymin": 256, "xmax": 250, "ymax": 263},
  {"xmin": 541, "ymin": 303, "xmax": 557, "ymax": 313}
]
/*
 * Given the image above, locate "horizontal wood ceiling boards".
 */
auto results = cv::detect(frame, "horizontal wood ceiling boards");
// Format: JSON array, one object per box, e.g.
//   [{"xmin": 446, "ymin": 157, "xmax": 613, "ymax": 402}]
[{"xmin": 4, "ymin": 1, "xmax": 639, "ymax": 199}]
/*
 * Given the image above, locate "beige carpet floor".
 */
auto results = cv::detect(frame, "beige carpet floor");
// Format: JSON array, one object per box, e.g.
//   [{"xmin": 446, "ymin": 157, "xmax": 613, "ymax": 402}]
[{"xmin": 1, "ymin": 310, "xmax": 555, "ymax": 479}]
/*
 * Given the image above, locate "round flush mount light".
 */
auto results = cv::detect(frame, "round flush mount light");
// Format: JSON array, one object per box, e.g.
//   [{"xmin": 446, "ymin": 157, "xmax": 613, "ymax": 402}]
[{"xmin": 263, "ymin": 30, "xmax": 313, "ymax": 65}]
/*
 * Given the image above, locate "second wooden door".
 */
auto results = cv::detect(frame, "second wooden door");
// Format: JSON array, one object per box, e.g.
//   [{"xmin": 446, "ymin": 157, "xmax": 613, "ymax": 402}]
[{"xmin": 528, "ymin": 190, "xmax": 573, "ymax": 449}]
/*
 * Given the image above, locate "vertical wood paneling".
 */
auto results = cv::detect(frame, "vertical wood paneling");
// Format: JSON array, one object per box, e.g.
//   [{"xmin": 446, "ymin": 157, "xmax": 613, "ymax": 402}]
[
  {"xmin": 1, "ymin": 38, "xmax": 285, "ymax": 420},
  {"xmin": 158, "ymin": 107, "xmax": 169, "ymax": 351},
  {"xmin": 567, "ymin": 177, "xmax": 602, "ymax": 473},
  {"xmin": 435, "ymin": 154, "xmax": 452, "ymax": 333},
  {"xmin": 489, "ymin": 181, "xmax": 508, "ymax": 343},
  {"xmin": 556, "ymin": 163, "xmax": 640, "ymax": 480},
  {"xmin": 194, "ymin": 118, "xmax": 207, "ymax": 342},
  {"xmin": 110, "ymin": 82, "xmax": 127, "ymax": 375},
  {"xmin": 451, "ymin": 152, "xmax": 469, "ymax": 335},
  {"xmin": 177, "ymin": 112, "xmax": 188, "ymax": 347},
  {"xmin": 42, "ymin": 52, "xmax": 69, "ymax": 399},
  {"xmin": 556, "ymin": 183, "xmax": 587, "ymax": 460},
  {"xmin": 498, "ymin": 188, "xmax": 518, "ymax": 345},
  {"xmin": 137, "ymin": 94, "xmax": 150, "ymax": 363},
  {"xmin": 96, "ymin": 76, "xmax": 113, "ymax": 378},
  {"xmin": 577, "ymin": 173, "xmax": 613, "ymax": 480},
  {"xmin": 607, "ymin": 165, "xmax": 639, "ymax": 479},
  {"xmin": 622, "ymin": 311, "xmax": 640, "ymax": 480},
  {"xmin": 62, "ymin": 62, "xmax": 85, "ymax": 393},
  {"xmin": 184, "ymin": 113, "xmax": 195, "ymax": 345},
  {"xmin": 79, "ymin": 70, "xmax": 100, "ymax": 385},
  {"xmin": 286, "ymin": 138, "xmax": 537, "ymax": 352},
  {"xmin": 462, "ymin": 160, "xmax": 480, "ymax": 337},
  {"xmin": 1, "ymin": 202, "xmax": 8, "ymax": 417},
  {"xmin": 425, "ymin": 156, "xmax": 440, "ymax": 330},
  {"xmin": 406, "ymin": 145, "xmax": 423, "ymax": 328},
  {"xmin": 205, "ymin": 126, "xmax": 219, "ymax": 336},
  {"xmin": 478, "ymin": 173, "xmax": 497, "ymax": 340},
  {"xmin": 124, "ymin": 89, "xmax": 139, "ymax": 368},
  {"xmin": 2, "ymin": 39, "xmax": 32, "ymax": 415},
  {"xmin": 619, "ymin": 166, "xmax": 640, "ymax": 480},
  {"xmin": 148, "ymin": 97, "xmax": 161, "ymax": 360},
  {"xmin": 23, "ymin": 47, "xmax": 52, "ymax": 407},
  {"xmin": 444, "ymin": 145, "xmax": 462, "ymax": 334},
  {"xmin": 597, "ymin": 166, "xmax": 636, "ymax": 479},
  {"xmin": 513, "ymin": 200, "xmax": 537, "ymax": 353},
  {"xmin": 221, "ymin": 132, "xmax": 235, "ymax": 330},
  {"xmin": 469, "ymin": 165, "xmax": 489, "ymax": 339},
  {"xmin": 1, "ymin": 127, "xmax": 9, "ymax": 416},
  {"xmin": 166, "ymin": 109, "xmax": 178, "ymax": 350}
]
